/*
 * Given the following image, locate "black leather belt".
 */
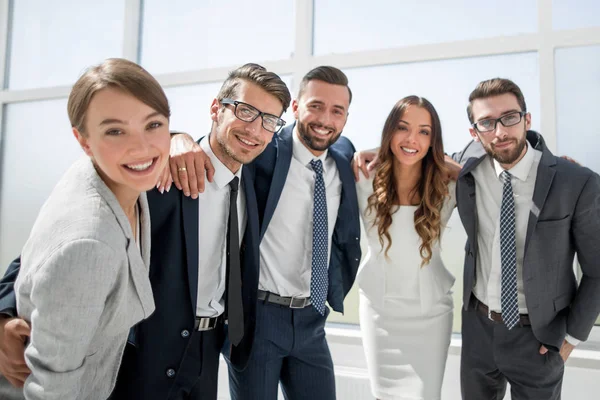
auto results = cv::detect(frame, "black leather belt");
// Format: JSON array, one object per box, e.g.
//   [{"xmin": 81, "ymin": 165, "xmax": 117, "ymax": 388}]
[
  {"xmin": 473, "ymin": 296, "xmax": 531, "ymax": 326},
  {"xmin": 194, "ymin": 315, "xmax": 223, "ymax": 331},
  {"xmin": 258, "ymin": 290, "xmax": 312, "ymax": 309}
]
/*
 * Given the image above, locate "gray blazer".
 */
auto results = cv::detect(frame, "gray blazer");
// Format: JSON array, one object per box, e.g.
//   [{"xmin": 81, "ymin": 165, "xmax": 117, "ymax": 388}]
[
  {"xmin": 14, "ymin": 157, "xmax": 155, "ymax": 399},
  {"xmin": 455, "ymin": 131, "xmax": 600, "ymax": 351}
]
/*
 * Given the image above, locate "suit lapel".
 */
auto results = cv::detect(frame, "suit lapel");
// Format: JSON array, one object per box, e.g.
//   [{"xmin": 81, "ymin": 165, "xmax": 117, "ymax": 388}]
[
  {"xmin": 182, "ymin": 194, "xmax": 200, "ymax": 314},
  {"xmin": 329, "ymin": 146, "xmax": 356, "ymax": 214},
  {"xmin": 260, "ymin": 126, "xmax": 293, "ymax": 240},
  {"xmin": 126, "ymin": 192, "xmax": 155, "ymax": 317},
  {"xmin": 243, "ymin": 169, "xmax": 260, "ymax": 251},
  {"xmin": 524, "ymin": 149, "xmax": 556, "ymax": 256}
]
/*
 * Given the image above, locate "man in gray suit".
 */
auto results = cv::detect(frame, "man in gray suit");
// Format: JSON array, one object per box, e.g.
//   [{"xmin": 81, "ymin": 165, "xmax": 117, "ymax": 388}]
[{"xmin": 455, "ymin": 78, "xmax": 600, "ymax": 399}]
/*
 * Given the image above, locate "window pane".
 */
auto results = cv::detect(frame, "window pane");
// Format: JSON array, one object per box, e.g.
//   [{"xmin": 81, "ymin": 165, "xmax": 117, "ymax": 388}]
[
  {"xmin": 552, "ymin": 0, "xmax": 600, "ymax": 30},
  {"xmin": 8, "ymin": 0, "xmax": 125, "ymax": 90},
  {"xmin": 0, "ymin": 99, "xmax": 81, "ymax": 270},
  {"xmin": 164, "ymin": 76, "xmax": 293, "ymax": 140},
  {"xmin": 141, "ymin": 0, "xmax": 295, "ymax": 75},
  {"xmin": 556, "ymin": 45, "xmax": 600, "ymax": 174},
  {"xmin": 327, "ymin": 53, "xmax": 541, "ymax": 328},
  {"xmin": 314, "ymin": 0, "xmax": 537, "ymax": 56}
]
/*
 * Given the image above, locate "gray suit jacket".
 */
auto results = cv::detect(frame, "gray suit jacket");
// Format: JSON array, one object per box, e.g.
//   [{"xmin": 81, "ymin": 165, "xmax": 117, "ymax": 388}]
[
  {"xmin": 456, "ymin": 131, "xmax": 600, "ymax": 350},
  {"xmin": 14, "ymin": 157, "xmax": 155, "ymax": 399}
]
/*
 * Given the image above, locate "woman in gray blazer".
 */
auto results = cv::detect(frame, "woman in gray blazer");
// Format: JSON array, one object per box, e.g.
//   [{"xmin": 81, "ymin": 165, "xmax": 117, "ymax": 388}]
[{"xmin": 13, "ymin": 58, "xmax": 170, "ymax": 399}]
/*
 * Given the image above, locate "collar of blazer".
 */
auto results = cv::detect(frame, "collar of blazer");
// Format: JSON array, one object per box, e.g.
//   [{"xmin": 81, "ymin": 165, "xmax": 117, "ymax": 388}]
[
  {"xmin": 81, "ymin": 156, "xmax": 151, "ymax": 254},
  {"xmin": 458, "ymin": 130, "xmax": 556, "ymax": 178}
]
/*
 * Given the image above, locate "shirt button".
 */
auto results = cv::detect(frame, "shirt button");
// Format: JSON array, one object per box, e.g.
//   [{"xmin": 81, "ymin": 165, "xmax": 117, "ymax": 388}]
[
  {"xmin": 166, "ymin": 368, "xmax": 176, "ymax": 378},
  {"xmin": 355, "ymin": 237, "xmax": 359, "ymax": 241},
  {"xmin": 181, "ymin": 330, "xmax": 190, "ymax": 338}
]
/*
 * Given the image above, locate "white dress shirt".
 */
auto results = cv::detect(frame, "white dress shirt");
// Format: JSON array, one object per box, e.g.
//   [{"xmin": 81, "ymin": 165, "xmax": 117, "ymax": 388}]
[
  {"xmin": 472, "ymin": 141, "xmax": 540, "ymax": 314},
  {"xmin": 259, "ymin": 130, "xmax": 342, "ymax": 297},
  {"xmin": 196, "ymin": 136, "xmax": 246, "ymax": 317}
]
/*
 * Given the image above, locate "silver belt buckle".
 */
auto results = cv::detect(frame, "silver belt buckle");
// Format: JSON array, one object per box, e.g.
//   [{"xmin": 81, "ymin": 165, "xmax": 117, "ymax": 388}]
[
  {"xmin": 197, "ymin": 317, "xmax": 214, "ymax": 331},
  {"xmin": 488, "ymin": 308, "xmax": 494, "ymax": 321},
  {"xmin": 289, "ymin": 296, "xmax": 307, "ymax": 309}
]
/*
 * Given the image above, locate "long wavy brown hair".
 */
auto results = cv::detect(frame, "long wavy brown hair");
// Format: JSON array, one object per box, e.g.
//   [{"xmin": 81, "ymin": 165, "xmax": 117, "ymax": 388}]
[{"xmin": 366, "ymin": 96, "xmax": 448, "ymax": 266}]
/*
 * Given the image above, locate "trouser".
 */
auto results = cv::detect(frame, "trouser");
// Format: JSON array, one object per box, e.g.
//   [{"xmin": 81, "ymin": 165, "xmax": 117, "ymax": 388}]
[
  {"xmin": 460, "ymin": 298, "xmax": 564, "ymax": 400},
  {"xmin": 227, "ymin": 300, "xmax": 336, "ymax": 400}
]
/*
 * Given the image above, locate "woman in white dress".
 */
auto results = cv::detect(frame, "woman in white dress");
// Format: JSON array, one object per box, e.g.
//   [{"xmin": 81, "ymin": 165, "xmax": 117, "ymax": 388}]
[{"xmin": 356, "ymin": 96, "xmax": 456, "ymax": 400}]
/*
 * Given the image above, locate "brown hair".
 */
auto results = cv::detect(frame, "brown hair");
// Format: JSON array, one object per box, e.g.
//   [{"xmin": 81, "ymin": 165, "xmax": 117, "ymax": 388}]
[
  {"xmin": 367, "ymin": 96, "xmax": 448, "ymax": 266},
  {"xmin": 217, "ymin": 63, "xmax": 291, "ymax": 115},
  {"xmin": 67, "ymin": 58, "xmax": 170, "ymax": 135},
  {"xmin": 467, "ymin": 78, "xmax": 527, "ymax": 124},
  {"xmin": 298, "ymin": 66, "xmax": 352, "ymax": 104}
]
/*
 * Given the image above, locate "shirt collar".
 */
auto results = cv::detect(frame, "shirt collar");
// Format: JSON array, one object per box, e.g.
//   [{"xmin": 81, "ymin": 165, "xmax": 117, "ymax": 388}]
[
  {"xmin": 492, "ymin": 140, "xmax": 534, "ymax": 182},
  {"xmin": 292, "ymin": 127, "xmax": 329, "ymax": 170},
  {"xmin": 200, "ymin": 135, "xmax": 243, "ymax": 189}
]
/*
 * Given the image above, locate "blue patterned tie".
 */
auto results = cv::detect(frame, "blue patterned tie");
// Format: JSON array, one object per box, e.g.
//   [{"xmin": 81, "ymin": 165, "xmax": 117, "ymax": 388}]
[
  {"xmin": 500, "ymin": 171, "xmax": 519, "ymax": 329},
  {"xmin": 309, "ymin": 159, "xmax": 329, "ymax": 315}
]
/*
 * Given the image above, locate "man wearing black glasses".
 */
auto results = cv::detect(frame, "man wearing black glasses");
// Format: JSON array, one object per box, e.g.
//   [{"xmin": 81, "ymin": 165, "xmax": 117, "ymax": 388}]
[
  {"xmin": 454, "ymin": 78, "xmax": 600, "ymax": 399},
  {"xmin": 225, "ymin": 66, "xmax": 360, "ymax": 400},
  {"xmin": 0, "ymin": 63, "xmax": 291, "ymax": 400},
  {"xmin": 163, "ymin": 66, "xmax": 360, "ymax": 400}
]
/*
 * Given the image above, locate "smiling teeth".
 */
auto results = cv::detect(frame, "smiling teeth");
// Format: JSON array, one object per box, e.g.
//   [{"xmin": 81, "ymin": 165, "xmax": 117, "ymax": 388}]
[
  {"xmin": 402, "ymin": 147, "xmax": 417, "ymax": 153},
  {"xmin": 313, "ymin": 128, "xmax": 330, "ymax": 135},
  {"xmin": 239, "ymin": 137, "xmax": 256, "ymax": 146},
  {"xmin": 126, "ymin": 160, "xmax": 153, "ymax": 171}
]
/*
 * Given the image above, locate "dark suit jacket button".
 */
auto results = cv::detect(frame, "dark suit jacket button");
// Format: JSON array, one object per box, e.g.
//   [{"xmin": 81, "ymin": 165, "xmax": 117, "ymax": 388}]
[
  {"xmin": 181, "ymin": 330, "xmax": 190, "ymax": 338},
  {"xmin": 166, "ymin": 368, "xmax": 176, "ymax": 378}
]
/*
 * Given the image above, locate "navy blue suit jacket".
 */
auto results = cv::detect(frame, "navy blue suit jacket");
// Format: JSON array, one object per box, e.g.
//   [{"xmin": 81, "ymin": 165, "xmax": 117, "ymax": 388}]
[
  {"xmin": 250, "ymin": 123, "xmax": 361, "ymax": 312},
  {"xmin": 0, "ymin": 160, "xmax": 261, "ymax": 399}
]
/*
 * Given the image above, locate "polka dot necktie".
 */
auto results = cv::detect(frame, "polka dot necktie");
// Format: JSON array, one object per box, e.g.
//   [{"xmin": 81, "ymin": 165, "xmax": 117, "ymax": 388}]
[
  {"xmin": 499, "ymin": 170, "xmax": 519, "ymax": 330},
  {"xmin": 309, "ymin": 159, "xmax": 329, "ymax": 315}
]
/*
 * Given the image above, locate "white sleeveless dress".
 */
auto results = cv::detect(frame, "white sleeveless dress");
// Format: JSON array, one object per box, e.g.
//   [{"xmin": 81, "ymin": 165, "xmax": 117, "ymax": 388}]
[{"xmin": 356, "ymin": 176, "xmax": 456, "ymax": 400}]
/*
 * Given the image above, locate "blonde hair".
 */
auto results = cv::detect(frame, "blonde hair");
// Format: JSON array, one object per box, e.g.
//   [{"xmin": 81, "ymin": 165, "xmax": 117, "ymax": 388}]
[{"xmin": 67, "ymin": 58, "xmax": 170, "ymax": 135}]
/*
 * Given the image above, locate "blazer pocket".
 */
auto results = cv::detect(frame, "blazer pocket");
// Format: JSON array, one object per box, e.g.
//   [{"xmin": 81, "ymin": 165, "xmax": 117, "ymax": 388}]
[
  {"xmin": 537, "ymin": 215, "xmax": 570, "ymax": 226},
  {"xmin": 553, "ymin": 292, "xmax": 573, "ymax": 312}
]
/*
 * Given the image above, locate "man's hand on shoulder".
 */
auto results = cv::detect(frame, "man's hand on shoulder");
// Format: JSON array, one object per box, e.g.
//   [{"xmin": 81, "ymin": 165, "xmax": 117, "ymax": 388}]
[{"xmin": 0, "ymin": 316, "xmax": 31, "ymax": 387}]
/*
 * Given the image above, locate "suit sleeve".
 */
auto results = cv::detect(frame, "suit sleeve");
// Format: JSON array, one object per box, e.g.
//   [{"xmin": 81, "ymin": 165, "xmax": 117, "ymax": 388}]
[
  {"xmin": 22, "ymin": 239, "xmax": 118, "ymax": 400},
  {"xmin": 0, "ymin": 257, "xmax": 22, "ymax": 317},
  {"xmin": 568, "ymin": 172, "xmax": 600, "ymax": 341}
]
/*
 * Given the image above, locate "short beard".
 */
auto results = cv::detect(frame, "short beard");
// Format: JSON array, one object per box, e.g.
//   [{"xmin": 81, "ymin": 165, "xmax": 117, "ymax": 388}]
[
  {"xmin": 217, "ymin": 135, "xmax": 247, "ymax": 165},
  {"xmin": 297, "ymin": 120, "xmax": 341, "ymax": 152},
  {"xmin": 215, "ymin": 125, "xmax": 260, "ymax": 166},
  {"xmin": 482, "ymin": 132, "xmax": 527, "ymax": 165}
]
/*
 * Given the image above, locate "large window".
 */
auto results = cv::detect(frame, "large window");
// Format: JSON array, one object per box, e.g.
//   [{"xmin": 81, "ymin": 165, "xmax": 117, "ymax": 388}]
[
  {"xmin": 0, "ymin": 99, "xmax": 76, "ymax": 269},
  {"xmin": 1, "ymin": 0, "xmax": 599, "ymax": 333},
  {"xmin": 314, "ymin": 0, "xmax": 537, "ymax": 55},
  {"xmin": 140, "ymin": 0, "xmax": 295, "ymax": 75},
  {"xmin": 7, "ymin": 0, "xmax": 125, "ymax": 90}
]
